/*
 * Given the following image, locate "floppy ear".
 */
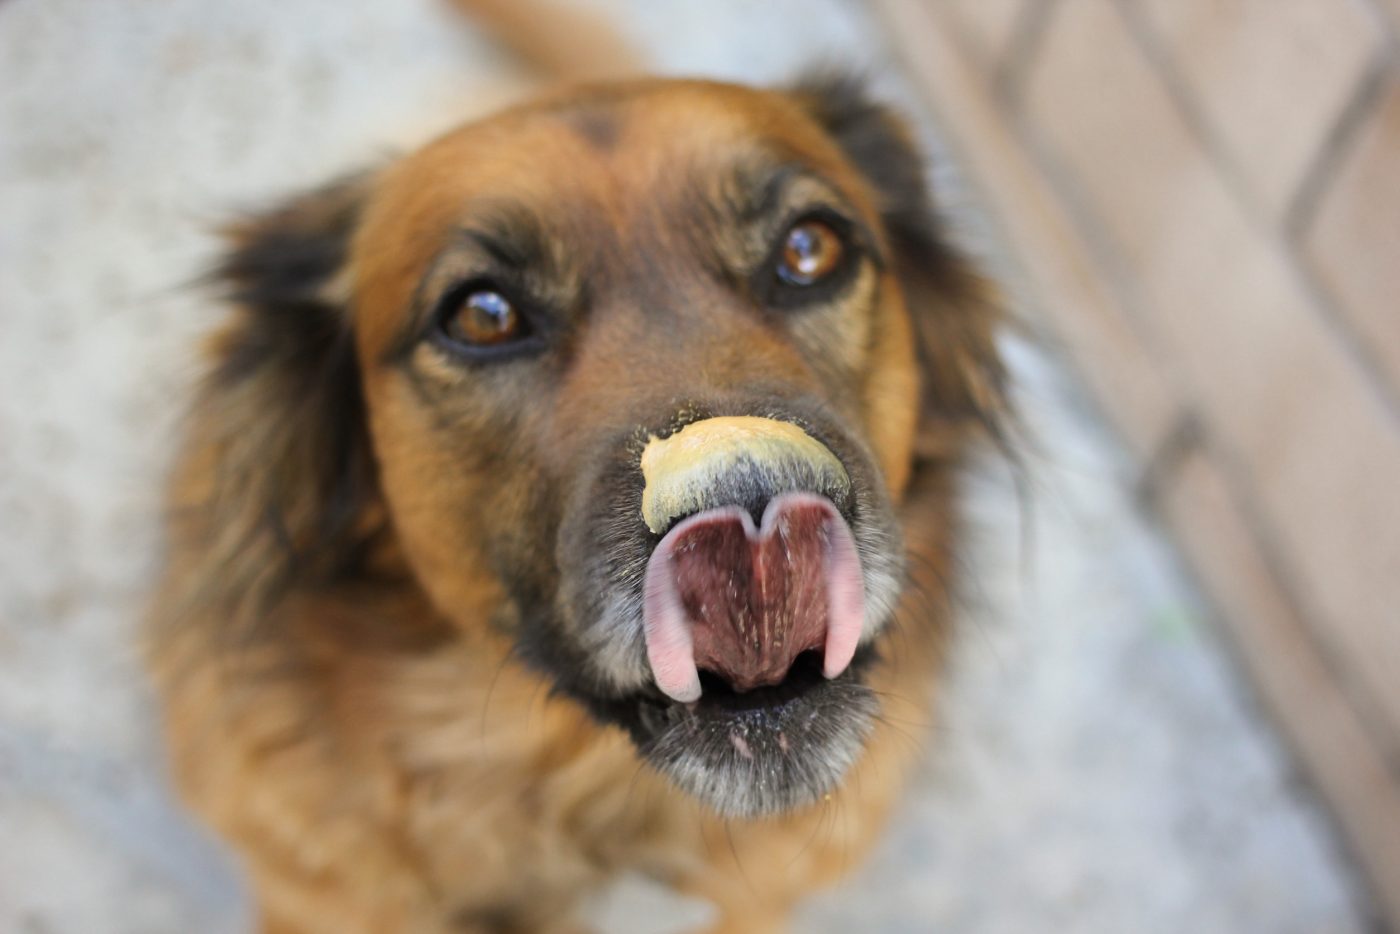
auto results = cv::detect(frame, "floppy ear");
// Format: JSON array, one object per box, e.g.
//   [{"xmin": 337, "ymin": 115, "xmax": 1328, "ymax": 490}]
[
  {"xmin": 792, "ymin": 71, "xmax": 1010, "ymax": 460},
  {"xmin": 163, "ymin": 173, "xmax": 384, "ymax": 633}
]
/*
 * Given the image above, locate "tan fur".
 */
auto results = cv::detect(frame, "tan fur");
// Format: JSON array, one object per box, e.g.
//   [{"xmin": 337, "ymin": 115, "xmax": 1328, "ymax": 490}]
[{"xmin": 152, "ymin": 483, "xmax": 949, "ymax": 933}]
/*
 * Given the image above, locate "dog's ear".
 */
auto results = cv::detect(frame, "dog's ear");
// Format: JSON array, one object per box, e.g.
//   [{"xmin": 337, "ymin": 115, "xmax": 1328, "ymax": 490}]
[
  {"xmin": 166, "ymin": 173, "xmax": 384, "ymax": 632},
  {"xmin": 792, "ymin": 71, "xmax": 1009, "ymax": 460}
]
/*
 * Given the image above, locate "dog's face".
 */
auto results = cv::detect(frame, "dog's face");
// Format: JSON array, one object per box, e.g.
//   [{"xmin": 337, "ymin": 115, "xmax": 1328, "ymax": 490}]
[{"xmin": 205, "ymin": 76, "xmax": 1004, "ymax": 818}]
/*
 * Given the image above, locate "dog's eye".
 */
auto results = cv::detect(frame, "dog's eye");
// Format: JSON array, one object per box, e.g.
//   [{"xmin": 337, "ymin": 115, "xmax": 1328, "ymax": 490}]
[
  {"xmin": 777, "ymin": 219, "xmax": 844, "ymax": 286},
  {"xmin": 440, "ymin": 289, "xmax": 527, "ymax": 347}
]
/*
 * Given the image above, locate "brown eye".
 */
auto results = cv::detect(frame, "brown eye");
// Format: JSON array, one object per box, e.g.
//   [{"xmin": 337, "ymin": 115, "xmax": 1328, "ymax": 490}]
[
  {"xmin": 778, "ymin": 219, "xmax": 844, "ymax": 286},
  {"xmin": 442, "ymin": 289, "xmax": 525, "ymax": 346}
]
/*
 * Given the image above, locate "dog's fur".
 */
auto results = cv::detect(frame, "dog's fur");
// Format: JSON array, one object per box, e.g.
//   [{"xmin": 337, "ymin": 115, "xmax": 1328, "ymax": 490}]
[{"xmin": 146, "ymin": 20, "xmax": 1007, "ymax": 932}]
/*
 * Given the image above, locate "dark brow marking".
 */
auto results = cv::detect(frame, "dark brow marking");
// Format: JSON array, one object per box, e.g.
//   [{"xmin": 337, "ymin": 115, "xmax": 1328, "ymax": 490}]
[
  {"xmin": 460, "ymin": 210, "xmax": 551, "ymax": 271},
  {"xmin": 379, "ymin": 208, "xmax": 553, "ymax": 364},
  {"xmin": 735, "ymin": 164, "xmax": 804, "ymax": 224},
  {"xmin": 567, "ymin": 107, "xmax": 622, "ymax": 152},
  {"xmin": 732, "ymin": 165, "xmax": 885, "ymax": 264},
  {"xmin": 729, "ymin": 163, "xmax": 889, "ymax": 271}
]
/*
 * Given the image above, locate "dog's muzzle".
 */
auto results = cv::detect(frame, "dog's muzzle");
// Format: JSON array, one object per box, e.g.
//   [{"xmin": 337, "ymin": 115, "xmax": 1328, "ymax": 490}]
[{"xmin": 638, "ymin": 417, "xmax": 865, "ymax": 703}]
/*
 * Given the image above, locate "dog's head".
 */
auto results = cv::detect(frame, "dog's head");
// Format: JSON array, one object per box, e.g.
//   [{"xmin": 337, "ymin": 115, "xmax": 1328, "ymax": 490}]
[{"xmin": 192, "ymin": 75, "xmax": 1005, "ymax": 817}]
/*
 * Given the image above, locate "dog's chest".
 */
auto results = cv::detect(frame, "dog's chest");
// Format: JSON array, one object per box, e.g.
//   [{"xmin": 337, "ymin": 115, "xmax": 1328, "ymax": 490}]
[{"xmin": 377, "ymin": 655, "xmax": 703, "ymax": 906}]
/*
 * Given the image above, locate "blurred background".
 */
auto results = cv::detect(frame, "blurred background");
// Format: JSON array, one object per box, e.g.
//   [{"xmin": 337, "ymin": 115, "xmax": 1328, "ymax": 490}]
[{"xmin": 1, "ymin": 0, "xmax": 1396, "ymax": 931}]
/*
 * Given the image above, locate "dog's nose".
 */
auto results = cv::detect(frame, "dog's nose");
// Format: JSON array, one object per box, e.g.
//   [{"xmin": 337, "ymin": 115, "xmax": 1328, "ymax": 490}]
[
  {"xmin": 638, "ymin": 418, "xmax": 865, "ymax": 702},
  {"xmin": 639, "ymin": 416, "xmax": 849, "ymax": 534}
]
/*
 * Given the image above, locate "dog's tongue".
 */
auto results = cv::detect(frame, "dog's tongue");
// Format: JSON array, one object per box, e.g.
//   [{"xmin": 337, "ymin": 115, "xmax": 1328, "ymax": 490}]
[{"xmin": 642, "ymin": 492, "xmax": 865, "ymax": 703}]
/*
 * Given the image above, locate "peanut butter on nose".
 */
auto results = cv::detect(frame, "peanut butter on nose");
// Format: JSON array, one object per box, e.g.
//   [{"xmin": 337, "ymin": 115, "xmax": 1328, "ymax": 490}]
[{"xmin": 639, "ymin": 416, "xmax": 848, "ymax": 534}]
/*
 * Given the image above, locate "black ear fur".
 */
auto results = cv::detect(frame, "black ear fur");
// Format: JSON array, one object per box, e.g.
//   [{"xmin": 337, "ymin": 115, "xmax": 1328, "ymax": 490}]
[
  {"xmin": 792, "ymin": 70, "xmax": 1009, "ymax": 456},
  {"xmin": 172, "ymin": 173, "xmax": 384, "ymax": 630}
]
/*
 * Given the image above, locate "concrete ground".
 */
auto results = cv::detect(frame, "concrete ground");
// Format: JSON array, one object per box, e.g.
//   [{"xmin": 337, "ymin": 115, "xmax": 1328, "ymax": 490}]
[{"xmin": 0, "ymin": 0, "xmax": 1373, "ymax": 931}]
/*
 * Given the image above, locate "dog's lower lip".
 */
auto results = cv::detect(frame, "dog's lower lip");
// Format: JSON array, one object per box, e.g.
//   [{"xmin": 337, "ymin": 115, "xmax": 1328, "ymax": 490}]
[
  {"xmin": 634, "ymin": 649, "xmax": 839, "ymax": 735},
  {"xmin": 621, "ymin": 649, "xmax": 878, "ymax": 817}
]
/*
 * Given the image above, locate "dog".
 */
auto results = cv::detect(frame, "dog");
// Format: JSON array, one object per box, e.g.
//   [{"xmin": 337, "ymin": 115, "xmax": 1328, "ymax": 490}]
[{"xmin": 145, "ymin": 9, "xmax": 1008, "ymax": 931}]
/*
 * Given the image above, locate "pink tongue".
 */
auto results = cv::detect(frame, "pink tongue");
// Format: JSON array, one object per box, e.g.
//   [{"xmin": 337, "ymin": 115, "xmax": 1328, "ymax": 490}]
[{"xmin": 642, "ymin": 492, "xmax": 866, "ymax": 703}]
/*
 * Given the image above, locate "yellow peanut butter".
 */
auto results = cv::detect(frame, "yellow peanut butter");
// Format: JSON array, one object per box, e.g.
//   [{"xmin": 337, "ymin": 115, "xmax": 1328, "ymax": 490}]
[{"xmin": 639, "ymin": 416, "xmax": 848, "ymax": 534}]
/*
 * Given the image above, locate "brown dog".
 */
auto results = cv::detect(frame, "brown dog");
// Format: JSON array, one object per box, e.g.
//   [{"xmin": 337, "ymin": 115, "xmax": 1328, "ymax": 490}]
[{"xmin": 146, "ymin": 56, "xmax": 1007, "ymax": 932}]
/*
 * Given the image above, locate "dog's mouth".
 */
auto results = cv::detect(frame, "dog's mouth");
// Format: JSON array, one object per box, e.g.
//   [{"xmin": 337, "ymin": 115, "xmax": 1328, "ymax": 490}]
[
  {"xmin": 550, "ymin": 413, "xmax": 900, "ymax": 817},
  {"xmin": 612, "ymin": 491, "xmax": 878, "ymax": 816},
  {"xmin": 642, "ymin": 491, "xmax": 865, "ymax": 703}
]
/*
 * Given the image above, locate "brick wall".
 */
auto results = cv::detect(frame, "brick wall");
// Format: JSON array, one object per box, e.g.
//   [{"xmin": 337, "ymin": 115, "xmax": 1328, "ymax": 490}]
[{"xmin": 874, "ymin": 0, "xmax": 1400, "ymax": 923}]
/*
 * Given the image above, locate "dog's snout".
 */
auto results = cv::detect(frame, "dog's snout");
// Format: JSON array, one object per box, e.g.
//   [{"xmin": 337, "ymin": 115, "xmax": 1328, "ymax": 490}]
[
  {"xmin": 639, "ymin": 416, "xmax": 849, "ymax": 535},
  {"xmin": 635, "ymin": 416, "xmax": 867, "ymax": 704}
]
